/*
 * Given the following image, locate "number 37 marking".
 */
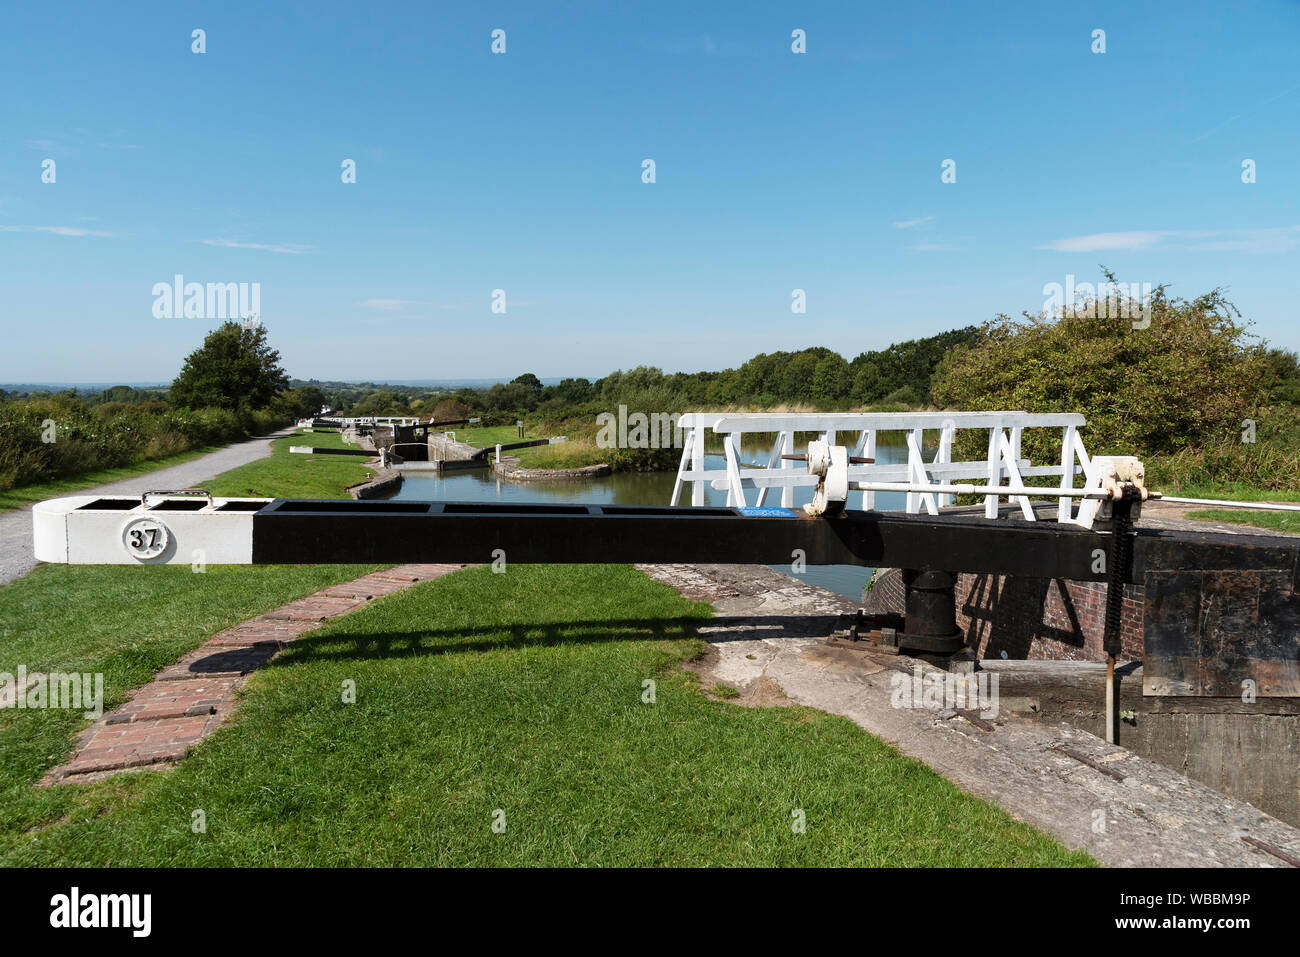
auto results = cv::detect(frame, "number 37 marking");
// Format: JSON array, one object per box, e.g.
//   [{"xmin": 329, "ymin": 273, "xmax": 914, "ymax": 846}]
[
  {"xmin": 122, "ymin": 518, "xmax": 169, "ymax": 560},
  {"xmin": 129, "ymin": 527, "xmax": 161, "ymax": 549}
]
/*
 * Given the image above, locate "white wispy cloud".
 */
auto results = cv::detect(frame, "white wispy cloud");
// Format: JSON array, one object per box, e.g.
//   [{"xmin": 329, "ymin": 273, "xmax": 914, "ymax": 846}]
[
  {"xmin": 909, "ymin": 242, "xmax": 958, "ymax": 252},
  {"xmin": 1185, "ymin": 226, "xmax": 1300, "ymax": 253},
  {"xmin": 199, "ymin": 239, "xmax": 311, "ymax": 254},
  {"xmin": 0, "ymin": 224, "xmax": 113, "ymax": 238},
  {"xmin": 893, "ymin": 215, "xmax": 934, "ymax": 230},
  {"xmin": 1038, "ymin": 230, "xmax": 1174, "ymax": 252},
  {"xmin": 1039, "ymin": 227, "xmax": 1300, "ymax": 254}
]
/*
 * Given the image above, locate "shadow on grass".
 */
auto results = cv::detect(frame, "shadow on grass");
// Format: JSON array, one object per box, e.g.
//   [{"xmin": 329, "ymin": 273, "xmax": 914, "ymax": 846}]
[
  {"xmin": 261, "ymin": 616, "xmax": 708, "ymax": 666},
  {"xmin": 164, "ymin": 610, "xmax": 852, "ymax": 677},
  {"xmin": 256, "ymin": 613, "xmax": 852, "ymax": 667}
]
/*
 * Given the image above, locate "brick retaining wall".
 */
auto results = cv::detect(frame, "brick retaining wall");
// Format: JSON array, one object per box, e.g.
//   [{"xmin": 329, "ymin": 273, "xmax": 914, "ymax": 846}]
[{"xmin": 865, "ymin": 568, "xmax": 1144, "ymax": 663}]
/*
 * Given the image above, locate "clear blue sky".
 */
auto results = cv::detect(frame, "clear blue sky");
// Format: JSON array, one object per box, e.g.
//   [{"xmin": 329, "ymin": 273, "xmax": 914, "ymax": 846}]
[{"xmin": 2, "ymin": 0, "xmax": 1298, "ymax": 384}]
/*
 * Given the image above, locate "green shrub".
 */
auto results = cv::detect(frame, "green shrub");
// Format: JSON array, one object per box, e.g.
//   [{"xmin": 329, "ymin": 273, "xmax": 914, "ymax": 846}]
[
  {"xmin": 0, "ymin": 396, "xmax": 293, "ymax": 493},
  {"xmin": 932, "ymin": 281, "xmax": 1271, "ymax": 468}
]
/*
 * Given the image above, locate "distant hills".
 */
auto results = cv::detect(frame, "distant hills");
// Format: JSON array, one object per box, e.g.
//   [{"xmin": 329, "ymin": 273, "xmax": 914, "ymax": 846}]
[
  {"xmin": 1, "ymin": 377, "xmax": 563, "ymax": 392},
  {"xmin": 0, "ymin": 382, "xmax": 169, "ymax": 392},
  {"xmin": 287, "ymin": 377, "xmax": 566, "ymax": 390}
]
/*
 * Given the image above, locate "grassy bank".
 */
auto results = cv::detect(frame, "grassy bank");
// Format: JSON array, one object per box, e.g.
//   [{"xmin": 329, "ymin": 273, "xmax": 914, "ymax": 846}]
[
  {"xmin": 1184, "ymin": 509, "xmax": 1300, "ymax": 533},
  {"xmin": 0, "ymin": 562, "xmax": 382, "ymax": 845},
  {"xmin": 1144, "ymin": 479, "xmax": 1300, "ymax": 534},
  {"xmin": 0, "ymin": 444, "xmax": 221, "ymax": 513},
  {"xmin": 513, "ymin": 436, "xmax": 611, "ymax": 469},
  {"xmin": 456, "ymin": 425, "xmax": 540, "ymax": 448},
  {"xmin": 0, "ymin": 563, "xmax": 1092, "ymax": 866},
  {"xmin": 206, "ymin": 429, "xmax": 376, "ymax": 499},
  {"xmin": 0, "ymin": 420, "xmax": 385, "ymax": 854}
]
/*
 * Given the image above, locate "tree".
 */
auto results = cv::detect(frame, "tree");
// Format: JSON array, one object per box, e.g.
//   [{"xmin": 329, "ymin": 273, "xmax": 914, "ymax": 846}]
[
  {"xmin": 511, "ymin": 373, "xmax": 543, "ymax": 393},
  {"xmin": 433, "ymin": 398, "xmax": 471, "ymax": 421},
  {"xmin": 780, "ymin": 351, "xmax": 820, "ymax": 401},
  {"xmin": 849, "ymin": 326, "xmax": 980, "ymax": 404},
  {"xmin": 279, "ymin": 385, "xmax": 327, "ymax": 418},
  {"xmin": 169, "ymin": 322, "xmax": 288, "ymax": 412},
  {"xmin": 811, "ymin": 354, "xmax": 852, "ymax": 402},
  {"xmin": 351, "ymin": 389, "xmax": 410, "ymax": 416},
  {"xmin": 931, "ymin": 283, "xmax": 1269, "ymax": 458},
  {"xmin": 545, "ymin": 377, "xmax": 595, "ymax": 404},
  {"xmin": 99, "ymin": 385, "xmax": 140, "ymax": 404},
  {"xmin": 484, "ymin": 382, "xmax": 535, "ymax": 412},
  {"xmin": 1263, "ymin": 347, "xmax": 1300, "ymax": 405}
]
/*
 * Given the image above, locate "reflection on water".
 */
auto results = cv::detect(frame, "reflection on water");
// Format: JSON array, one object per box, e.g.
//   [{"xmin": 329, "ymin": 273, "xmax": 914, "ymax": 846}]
[{"xmin": 385, "ymin": 441, "xmax": 909, "ymax": 601}]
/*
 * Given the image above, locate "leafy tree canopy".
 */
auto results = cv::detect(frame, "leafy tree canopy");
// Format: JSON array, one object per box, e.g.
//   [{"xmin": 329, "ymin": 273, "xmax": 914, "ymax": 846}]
[{"xmin": 169, "ymin": 322, "xmax": 289, "ymax": 412}]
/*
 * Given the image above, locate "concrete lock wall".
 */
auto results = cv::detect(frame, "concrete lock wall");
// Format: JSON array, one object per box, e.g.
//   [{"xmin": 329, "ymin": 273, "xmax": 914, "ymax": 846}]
[
  {"xmin": 865, "ymin": 567, "xmax": 1300, "ymax": 826},
  {"xmin": 427, "ymin": 434, "xmax": 477, "ymax": 462}
]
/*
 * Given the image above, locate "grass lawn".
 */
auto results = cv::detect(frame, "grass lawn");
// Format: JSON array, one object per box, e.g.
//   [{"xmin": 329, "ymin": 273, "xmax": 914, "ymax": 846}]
[
  {"xmin": 1168, "ymin": 481, "xmax": 1300, "ymax": 504},
  {"xmin": 0, "ymin": 420, "xmax": 1092, "ymax": 866},
  {"xmin": 0, "ymin": 564, "xmax": 1092, "ymax": 866},
  {"xmin": 1159, "ymin": 482, "xmax": 1300, "ymax": 535},
  {"xmin": 1185, "ymin": 509, "xmax": 1300, "ymax": 534},
  {"xmin": 0, "ymin": 561, "xmax": 381, "ymax": 847},
  {"xmin": 205, "ymin": 429, "xmax": 376, "ymax": 499},
  {"xmin": 0, "ymin": 445, "xmax": 223, "ymax": 513},
  {"xmin": 0, "ymin": 424, "xmax": 384, "ymax": 850},
  {"xmin": 513, "ymin": 437, "xmax": 610, "ymax": 469},
  {"xmin": 457, "ymin": 425, "xmax": 539, "ymax": 448}
]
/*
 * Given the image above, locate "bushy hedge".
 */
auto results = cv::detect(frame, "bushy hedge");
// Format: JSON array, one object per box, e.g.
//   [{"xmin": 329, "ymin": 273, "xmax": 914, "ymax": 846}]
[
  {"xmin": 0, "ymin": 398, "xmax": 288, "ymax": 492},
  {"xmin": 1144, "ymin": 405, "xmax": 1300, "ymax": 492},
  {"xmin": 932, "ymin": 285, "xmax": 1271, "ymax": 462}
]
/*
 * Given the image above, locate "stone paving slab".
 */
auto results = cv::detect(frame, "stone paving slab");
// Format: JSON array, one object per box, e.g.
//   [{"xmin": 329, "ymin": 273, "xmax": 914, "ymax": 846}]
[{"xmin": 42, "ymin": 563, "xmax": 465, "ymax": 785}]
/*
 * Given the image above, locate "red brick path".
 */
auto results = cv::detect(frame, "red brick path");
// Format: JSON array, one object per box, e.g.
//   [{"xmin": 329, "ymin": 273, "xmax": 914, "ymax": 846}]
[{"xmin": 41, "ymin": 564, "xmax": 464, "ymax": 784}]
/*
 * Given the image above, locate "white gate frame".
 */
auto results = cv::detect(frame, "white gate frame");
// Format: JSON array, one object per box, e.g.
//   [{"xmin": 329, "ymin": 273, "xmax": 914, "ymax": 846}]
[{"xmin": 672, "ymin": 412, "xmax": 1097, "ymax": 524}]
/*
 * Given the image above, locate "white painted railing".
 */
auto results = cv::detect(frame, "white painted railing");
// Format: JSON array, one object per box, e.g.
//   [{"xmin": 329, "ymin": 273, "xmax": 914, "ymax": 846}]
[
  {"xmin": 671, "ymin": 411, "xmax": 1100, "ymax": 524},
  {"xmin": 327, "ymin": 416, "xmax": 421, "ymax": 428}
]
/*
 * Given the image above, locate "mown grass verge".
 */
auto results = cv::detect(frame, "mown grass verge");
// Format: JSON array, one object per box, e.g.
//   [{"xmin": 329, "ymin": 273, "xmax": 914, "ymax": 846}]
[
  {"xmin": 513, "ymin": 437, "xmax": 611, "ymax": 470},
  {"xmin": 0, "ymin": 561, "xmax": 382, "ymax": 846},
  {"xmin": 456, "ymin": 425, "xmax": 541, "ymax": 449},
  {"xmin": 205, "ymin": 429, "xmax": 375, "ymax": 499},
  {"xmin": 1152, "ymin": 481, "xmax": 1300, "ymax": 535},
  {"xmin": 1184, "ymin": 509, "xmax": 1300, "ymax": 534},
  {"xmin": 1, "ymin": 564, "xmax": 1093, "ymax": 866}
]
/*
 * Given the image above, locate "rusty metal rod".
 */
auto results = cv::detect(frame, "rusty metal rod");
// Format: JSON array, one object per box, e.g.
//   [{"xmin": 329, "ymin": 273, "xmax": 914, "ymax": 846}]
[{"xmin": 1106, "ymin": 655, "xmax": 1116, "ymax": 744}]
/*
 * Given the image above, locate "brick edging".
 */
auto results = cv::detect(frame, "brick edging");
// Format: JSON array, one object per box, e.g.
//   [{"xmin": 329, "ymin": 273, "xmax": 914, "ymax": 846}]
[{"xmin": 40, "ymin": 564, "xmax": 465, "ymax": 784}]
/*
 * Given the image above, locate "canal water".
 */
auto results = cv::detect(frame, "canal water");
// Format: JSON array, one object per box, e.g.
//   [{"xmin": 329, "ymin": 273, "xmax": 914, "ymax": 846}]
[{"xmin": 385, "ymin": 441, "xmax": 909, "ymax": 601}]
